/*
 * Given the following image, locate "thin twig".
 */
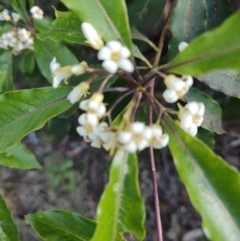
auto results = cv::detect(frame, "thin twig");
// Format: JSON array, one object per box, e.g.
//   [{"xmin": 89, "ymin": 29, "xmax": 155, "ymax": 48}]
[
  {"xmin": 130, "ymin": 92, "xmax": 142, "ymax": 122},
  {"xmin": 148, "ymin": 78, "xmax": 163, "ymax": 241}
]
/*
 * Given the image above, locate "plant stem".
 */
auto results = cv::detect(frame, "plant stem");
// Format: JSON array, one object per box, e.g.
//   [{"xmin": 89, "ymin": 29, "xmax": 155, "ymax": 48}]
[{"xmin": 148, "ymin": 79, "xmax": 163, "ymax": 241}]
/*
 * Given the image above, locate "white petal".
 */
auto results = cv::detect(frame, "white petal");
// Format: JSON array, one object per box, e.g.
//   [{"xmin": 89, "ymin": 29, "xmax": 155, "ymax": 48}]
[
  {"xmin": 79, "ymin": 99, "xmax": 89, "ymax": 111},
  {"xmin": 107, "ymin": 41, "xmax": 122, "ymax": 52},
  {"xmin": 188, "ymin": 124, "xmax": 198, "ymax": 136},
  {"xmin": 180, "ymin": 113, "xmax": 193, "ymax": 129},
  {"xmin": 97, "ymin": 46, "xmax": 111, "ymax": 60},
  {"xmin": 96, "ymin": 104, "xmax": 106, "ymax": 117},
  {"xmin": 198, "ymin": 103, "xmax": 205, "ymax": 116},
  {"xmin": 78, "ymin": 114, "xmax": 87, "ymax": 125},
  {"xmin": 150, "ymin": 125, "xmax": 163, "ymax": 137},
  {"xmin": 91, "ymin": 139, "xmax": 102, "ymax": 148},
  {"xmin": 162, "ymin": 89, "xmax": 178, "ymax": 103},
  {"xmin": 118, "ymin": 131, "xmax": 132, "ymax": 144},
  {"xmin": 102, "ymin": 60, "xmax": 119, "ymax": 73},
  {"xmin": 178, "ymin": 42, "xmax": 189, "ymax": 52},
  {"xmin": 118, "ymin": 59, "xmax": 134, "ymax": 72},
  {"xmin": 50, "ymin": 57, "xmax": 60, "ymax": 73},
  {"xmin": 185, "ymin": 102, "xmax": 198, "ymax": 115},
  {"xmin": 143, "ymin": 127, "xmax": 152, "ymax": 140},
  {"xmin": 183, "ymin": 75, "xmax": 193, "ymax": 87},
  {"xmin": 195, "ymin": 116, "xmax": 204, "ymax": 127},
  {"xmin": 125, "ymin": 141, "xmax": 137, "ymax": 153},
  {"xmin": 76, "ymin": 126, "xmax": 87, "ymax": 137},
  {"xmin": 130, "ymin": 122, "xmax": 146, "ymax": 133},
  {"xmin": 119, "ymin": 46, "xmax": 131, "ymax": 58},
  {"xmin": 137, "ymin": 139, "xmax": 149, "ymax": 151},
  {"xmin": 86, "ymin": 113, "xmax": 99, "ymax": 125},
  {"xmin": 158, "ymin": 134, "xmax": 169, "ymax": 148}
]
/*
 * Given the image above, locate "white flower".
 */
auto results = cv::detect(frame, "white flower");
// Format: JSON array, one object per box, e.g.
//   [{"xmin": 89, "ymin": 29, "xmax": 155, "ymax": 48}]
[
  {"xmin": 0, "ymin": 9, "xmax": 11, "ymax": 21},
  {"xmin": 97, "ymin": 41, "xmax": 134, "ymax": 74},
  {"xmin": 163, "ymin": 74, "xmax": 193, "ymax": 103},
  {"xmin": 30, "ymin": 6, "xmax": 43, "ymax": 20},
  {"xmin": 81, "ymin": 22, "xmax": 104, "ymax": 50},
  {"xmin": 1, "ymin": 32, "xmax": 17, "ymax": 48},
  {"xmin": 11, "ymin": 12, "xmax": 21, "ymax": 22},
  {"xmin": 178, "ymin": 101, "xmax": 205, "ymax": 136},
  {"xmin": 67, "ymin": 82, "xmax": 90, "ymax": 104},
  {"xmin": 178, "ymin": 41, "xmax": 189, "ymax": 52},
  {"xmin": 50, "ymin": 58, "xmax": 87, "ymax": 88},
  {"xmin": 118, "ymin": 122, "xmax": 151, "ymax": 152},
  {"xmin": 76, "ymin": 113, "xmax": 99, "ymax": 139},
  {"xmin": 79, "ymin": 92, "xmax": 106, "ymax": 118},
  {"xmin": 146, "ymin": 124, "xmax": 169, "ymax": 149},
  {"xmin": 18, "ymin": 28, "xmax": 31, "ymax": 42}
]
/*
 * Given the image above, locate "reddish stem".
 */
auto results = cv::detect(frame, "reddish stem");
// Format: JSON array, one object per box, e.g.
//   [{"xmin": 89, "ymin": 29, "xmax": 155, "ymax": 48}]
[{"xmin": 148, "ymin": 79, "xmax": 163, "ymax": 241}]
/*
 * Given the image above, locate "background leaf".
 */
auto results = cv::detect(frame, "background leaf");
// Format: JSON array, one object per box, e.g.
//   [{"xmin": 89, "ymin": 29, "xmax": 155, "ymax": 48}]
[
  {"xmin": 61, "ymin": 0, "xmax": 132, "ymax": 50},
  {"xmin": 163, "ymin": 117, "xmax": 240, "ymax": 241},
  {"xmin": 166, "ymin": 12, "xmax": 240, "ymax": 76},
  {"xmin": 0, "ymin": 86, "xmax": 72, "ymax": 153},
  {"xmin": 205, "ymin": 0, "xmax": 232, "ymax": 30},
  {"xmin": 183, "ymin": 87, "xmax": 224, "ymax": 134},
  {"xmin": 38, "ymin": 11, "xmax": 85, "ymax": 44},
  {"xmin": 19, "ymin": 50, "xmax": 35, "ymax": 74},
  {"xmin": 0, "ymin": 50, "xmax": 14, "ymax": 93},
  {"xmin": 26, "ymin": 210, "xmax": 96, "ymax": 241},
  {"xmin": 91, "ymin": 150, "xmax": 146, "ymax": 241},
  {"xmin": 34, "ymin": 38, "xmax": 78, "ymax": 83},
  {"xmin": 198, "ymin": 70, "xmax": 240, "ymax": 98},
  {"xmin": 0, "ymin": 144, "xmax": 41, "ymax": 169},
  {"xmin": 168, "ymin": 0, "xmax": 207, "ymax": 60},
  {"xmin": 0, "ymin": 70, "xmax": 6, "ymax": 92},
  {"xmin": 0, "ymin": 194, "xmax": 20, "ymax": 241},
  {"xmin": 127, "ymin": 0, "xmax": 166, "ymax": 37}
]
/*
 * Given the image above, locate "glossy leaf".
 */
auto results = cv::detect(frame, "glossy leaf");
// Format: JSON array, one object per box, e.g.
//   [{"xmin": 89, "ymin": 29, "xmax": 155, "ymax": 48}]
[
  {"xmin": 163, "ymin": 117, "xmax": 240, "ymax": 241},
  {"xmin": 33, "ymin": 17, "xmax": 54, "ymax": 34},
  {"xmin": 0, "ymin": 194, "xmax": 20, "ymax": 241},
  {"xmin": 183, "ymin": 87, "xmax": 224, "ymax": 134},
  {"xmin": 19, "ymin": 50, "xmax": 35, "ymax": 74},
  {"xmin": 91, "ymin": 149, "xmax": 146, "ymax": 241},
  {"xmin": 0, "ymin": 86, "xmax": 72, "ymax": 153},
  {"xmin": 39, "ymin": 11, "xmax": 85, "ymax": 44},
  {"xmin": 11, "ymin": 0, "xmax": 31, "ymax": 23},
  {"xmin": 167, "ymin": 12, "xmax": 240, "ymax": 76},
  {"xmin": 168, "ymin": 0, "xmax": 207, "ymax": 60},
  {"xmin": 198, "ymin": 70, "xmax": 240, "ymax": 98},
  {"xmin": 26, "ymin": 210, "xmax": 96, "ymax": 241},
  {"xmin": 61, "ymin": 0, "xmax": 132, "ymax": 50},
  {"xmin": 0, "ymin": 144, "xmax": 41, "ymax": 169},
  {"xmin": 34, "ymin": 38, "xmax": 78, "ymax": 83},
  {"xmin": 0, "ymin": 49, "xmax": 14, "ymax": 93},
  {"xmin": 127, "ymin": 0, "xmax": 166, "ymax": 37},
  {"xmin": 133, "ymin": 44, "xmax": 152, "ymax": 68},
  {"xmin": 205, "ymin": 0, "xmax": 232, "ymax": 30},
  {"xmin": 131, "ymin": 29, "xmax": 159, "ymax": 52},
  {"xmin": 0, "ymin": 70, "xmax": 6, "ymax": 92}
]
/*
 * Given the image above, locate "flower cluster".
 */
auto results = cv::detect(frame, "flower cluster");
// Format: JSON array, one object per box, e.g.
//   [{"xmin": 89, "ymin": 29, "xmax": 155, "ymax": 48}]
[
  {"xmin": 81, "ymin": 22, "xmax": 134, "ymax": 74},
  {"xmin": 178, "ymin": 101, "xmax": 205, "ymax": 136},
  {"xmin": 30, "ymin": 6, "xmax": 44, "ymax": 20},
  {"xmin": 163, "ymin": 74, "xmax": 193, "ymax": 103},
  {"xmin": 0, "ymin": 9, "xmax": 20, "ymax": 22},
  {"xmin": 0, "ymin": 27, "xmax": 33, "ymax": 54},
  {"xmin": 118, "ymin": 123, "xmax": 169, "ymax": 152}
]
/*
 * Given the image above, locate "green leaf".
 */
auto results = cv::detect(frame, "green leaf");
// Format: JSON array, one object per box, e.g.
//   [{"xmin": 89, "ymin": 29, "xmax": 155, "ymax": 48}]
[
  {"xmin": 166, "ymin": 12, "xmax": 240, "ymax": 76},
  {"xmin": 133, "ymin": 44, "xmax": 152, "ymax": 68},
  {"xmin": 91, "ymin": 149, "xmax": 146, "ymax": 241},
  {"xmin": 19, "ymin": 50, "xmax": 35, "ymax": 74},
  {"xmin": 131, "ymin": 28, "xmax": 159, "ymax": 52},
  {"xmin": 0, "ymin": 49, "xmax": 14, "ymax": 93},
  {"xmin": 198, "ymin": 70, "xmax": 240, "ymax": 98},
  {"xmin": 38, "ymin": 11, "xmax": 85, "ymax": 44},
  {"xmin": 163, "ymin": 117, "xmax": 240, "ymax": 241},
  {"xmin": 0, "ymin": 70, "xmax": 6, "ymax": 92},
  {"xmin": 34, "ymin": 38, "xmax": 78, "ymax": 83},
  {"xmin": 196, "ymin": 128, "xmax": 215, "ymax": 149},
  {"xmin": 0, "ymin": 86, "xmax": 72, "ymax": 153},
  {"xmin": 127, "ymin": 0, "xmax": 166, "ymax": 37},
  {"xmin": 183, "ymin": 87, "xmax": 224, "ymax": 134},
  {"xmin": 11, "ymin": 0, "xmax": 31, "ymax": 23},
  {"xmin": 0, "ymin": 144, "xmax": 41, "ymax": 169},
  {"xmin": 61, "ymin": 0, "xmax": 132, "ymax": 50},
  {"xmin": 0, "ymin": 194, "xmax": 20, "ymax": 241},
  {"xmin": 168, "ymin": 0, "xmax": 207, "ymax": 60},
  {"xmin": 205, "ymin": 0, "xmax": 232, "ymax": 30},
  {"xmin": 33, "ymin": 17, "xmax": 54, "ymax": 34},
  {"xmin": 26, "ymin": 210, "xmax": 96, "ymax": 241}
]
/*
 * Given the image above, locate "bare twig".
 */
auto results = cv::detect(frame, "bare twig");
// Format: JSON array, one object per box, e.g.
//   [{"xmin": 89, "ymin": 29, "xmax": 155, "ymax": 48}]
[{"xmin": 148, "ymin": 78, "xmax": 163, "ymax": 241}]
